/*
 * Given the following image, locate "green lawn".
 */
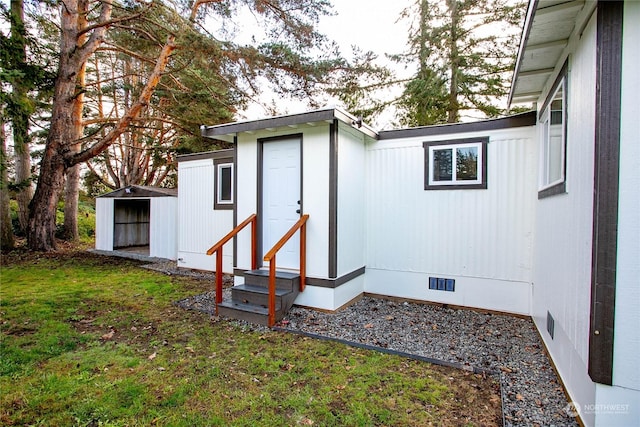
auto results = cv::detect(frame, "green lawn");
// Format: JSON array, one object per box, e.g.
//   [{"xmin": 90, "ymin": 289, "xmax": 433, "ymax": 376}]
[{"xmin": 0, "ymin": 250, "xmax": 500, "ymax": 426}]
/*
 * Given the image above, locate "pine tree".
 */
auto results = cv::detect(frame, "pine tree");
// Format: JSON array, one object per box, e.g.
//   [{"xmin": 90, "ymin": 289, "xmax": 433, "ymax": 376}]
[
  {"xmin": 1, "ymin": 115, "xmax": 14, "ymax": 249},
  {"xmin": 395, "ymin": 0, "xmax": 525, "ymax": 125},
  {"xmin": 22, "ymin": 0, "xmax": 357, "ymax": 251}
]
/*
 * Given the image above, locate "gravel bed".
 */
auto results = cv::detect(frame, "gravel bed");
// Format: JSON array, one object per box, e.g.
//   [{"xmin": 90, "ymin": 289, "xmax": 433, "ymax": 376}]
[{"xmin": 150, "ymin": 262, "xmax": 578, "ymax": 427}]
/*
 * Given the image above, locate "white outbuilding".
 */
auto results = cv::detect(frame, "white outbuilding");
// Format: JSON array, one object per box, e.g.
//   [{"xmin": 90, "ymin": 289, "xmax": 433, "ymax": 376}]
[{"xmin": 95, "ymin": 185, "xmax": 178, "ymax": 260}]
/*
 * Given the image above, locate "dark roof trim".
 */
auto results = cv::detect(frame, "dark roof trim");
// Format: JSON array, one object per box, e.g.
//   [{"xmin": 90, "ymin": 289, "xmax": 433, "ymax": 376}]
[
  {"xmin": 177, "ymin": 148, "xmax": 234, "ymax": 163},
  {"xmin": 98, "ymin": 185, "xmax": 177, "ymax": 198},
  {"xmin": 588, "ymin": 0, "xmax": 623, "ymax": 387},
  {"xmin": 378, "ymin": 111, "xmax": 536, "ymax": 140},
  {"xmin": 328, "ymin": 119, "xmax": 338, "ymax": 279},
  {"xmin": 201, "ymin": 107, "xmax": 377, "ymax": 140}
]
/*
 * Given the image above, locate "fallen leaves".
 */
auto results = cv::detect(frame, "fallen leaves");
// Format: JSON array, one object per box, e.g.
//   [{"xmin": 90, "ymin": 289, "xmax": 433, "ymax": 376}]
[{"xmin": 101, "ymin": 330, "xmax": 115, "ymax": 340}]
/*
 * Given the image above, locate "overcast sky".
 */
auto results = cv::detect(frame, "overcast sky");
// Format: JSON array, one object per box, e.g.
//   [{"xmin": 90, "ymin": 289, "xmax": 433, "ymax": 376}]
[
  {"xmin": 318, "ymin": 0, "xmax": 411, "ymax": 61},
  {"xmin": 237, "ymin": 0, "xmax": 413, "ymax": 125}
]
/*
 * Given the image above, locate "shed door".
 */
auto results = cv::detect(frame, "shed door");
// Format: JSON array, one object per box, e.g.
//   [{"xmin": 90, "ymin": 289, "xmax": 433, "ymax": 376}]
[
  {"xmin": 262, "ymin": 138, "xmax": 301, "ymax": 269},
  {"xmin": 113, "ymin": 199, "xmax": 150, "ymax": 248}
]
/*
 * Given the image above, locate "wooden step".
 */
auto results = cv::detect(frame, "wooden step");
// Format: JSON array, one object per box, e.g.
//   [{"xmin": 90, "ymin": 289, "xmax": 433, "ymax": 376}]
[
  {"xmin": 232, "ymin": 284, "xmax": 289, "ymax": 308},
  {"xmin": 242, "ymin": 269, "xmax": 300, "ymax": 291},
  {"xmin": 215, "ymin": 270, "xmax": 301, "ymax": 326},
  {"xmin": 217, "ymin": 301, "xmax": 276, "ymax": 326}
]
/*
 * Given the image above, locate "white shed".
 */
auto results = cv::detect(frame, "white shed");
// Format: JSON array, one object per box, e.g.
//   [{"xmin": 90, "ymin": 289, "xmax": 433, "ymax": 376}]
[{"xmin": 95, "ymin": 186, "xmax": 178, "ymax": 260}]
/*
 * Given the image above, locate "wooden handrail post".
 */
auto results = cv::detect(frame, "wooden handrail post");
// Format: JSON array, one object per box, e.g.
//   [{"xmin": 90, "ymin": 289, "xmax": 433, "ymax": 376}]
[
  {"xmin": 263, "ymin": 214, "xmax": 309, "ymax": 327},
  {"xmin": 300, "ymin": 221, "xmax": 306, "ymax": 292},
  {"xmin": 251, "ymin": 217, "xmax": 257, "ymax": 270},
  {"xmin": 206, "ymin": 214, "xmax": 258, "ymax": 316},
  {"xmin": 215, "ymin": 249, "xmax": 223, "ymax": 314}
]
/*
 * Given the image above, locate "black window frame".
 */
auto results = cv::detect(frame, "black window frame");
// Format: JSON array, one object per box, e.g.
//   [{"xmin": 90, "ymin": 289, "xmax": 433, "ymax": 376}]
[
  {"xmin": 423, "ymin": 137, "xmax": 489, "ymax": 190},
  {"xmin": 214, "ymin": 158, "xmax": 234, "ymax": 210},
  {"xmin": 538, "ymin": 60, "xmax": 569, "ymax": 199}
]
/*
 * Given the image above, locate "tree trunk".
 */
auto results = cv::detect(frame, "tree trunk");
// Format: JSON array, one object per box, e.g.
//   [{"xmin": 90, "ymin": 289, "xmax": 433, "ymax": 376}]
[
  {"xmin": 26, "ymin": 0, "xmax": 86, "ymax": 251},
  {"xmin": 27, "ymin": 149, "xmax": 66, "ymax": 251},
  {"xmin": 1, "ymin": 118, "xmax": 15, "ymax": 250},
  {"xmin": 62, "ymin": 0, "xmax": 88, "ymax": 242},
  {"xmin": 62, "ymin": 165, "xmax": 80, "ymax": 241},
  {"xmin": 10, "ymin": 0, "xmax": 33, "ymax": 233}
]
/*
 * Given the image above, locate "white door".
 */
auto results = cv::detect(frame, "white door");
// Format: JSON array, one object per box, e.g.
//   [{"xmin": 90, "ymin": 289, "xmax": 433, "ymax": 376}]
[{"xmin": 262, "ymin": 138, "xmax": 301, "ymax": 269}]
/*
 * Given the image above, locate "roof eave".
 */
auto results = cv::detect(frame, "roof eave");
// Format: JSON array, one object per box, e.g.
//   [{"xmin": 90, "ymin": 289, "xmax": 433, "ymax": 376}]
[
  {"xmin": 200, "ymin": 107, "xmax": 378, "ymax": 141},
  {"xmin": 509, "ymin": 0, "xmax": 591, "ymax": 107},
  {"xmin": 508, "ymin": 0, "xmax": 539, "ymax": 107}
]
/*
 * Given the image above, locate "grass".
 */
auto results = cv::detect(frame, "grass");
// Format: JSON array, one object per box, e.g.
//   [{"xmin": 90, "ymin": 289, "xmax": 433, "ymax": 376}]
[{"xmin": 0, "ymin": 249, "xmax": 501, "ymax": 426}]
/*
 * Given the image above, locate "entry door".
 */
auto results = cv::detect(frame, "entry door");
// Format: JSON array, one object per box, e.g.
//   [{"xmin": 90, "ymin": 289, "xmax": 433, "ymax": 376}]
[{"xmin": 262, "ymin": 138, "xmax": 301, "ymax": 269}]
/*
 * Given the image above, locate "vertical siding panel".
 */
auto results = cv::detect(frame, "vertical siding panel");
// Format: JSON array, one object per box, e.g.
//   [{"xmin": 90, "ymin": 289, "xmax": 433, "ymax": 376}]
[
  {"xmin": 366, "ymin": 131, "xmax": 536, "ymax": 284},
  {"xmin": 95, "ymin": 198, "xmax": 114, "ymax": 251},
  {"xmin": 533, "ymin": 14, "xmax": 597, "ymax": 368},
  {"xmin": 178, "ymin": 159, "xmax": 233, "ymax": 272},
  {"xmin": 337, "ymin": 127, "xmax": 366, "ymax": 276},
  {"xmin": 614, "ymin": 1, "xmax": 640, "ymax": 392},
  {"xmin": 150, "ymin": 197, "xmax": 177, "ymax": 260}
]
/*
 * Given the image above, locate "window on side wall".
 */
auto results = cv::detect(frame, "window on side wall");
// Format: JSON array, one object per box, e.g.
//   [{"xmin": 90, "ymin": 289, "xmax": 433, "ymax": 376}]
[
  {"xmin": 423, "ymin": 137, "xmax": 488, "ymax": 190},
  {"xmin": 214, "ymin": 160, "xmax": 233, "ymax": 210},
  {"xmin": 538, "ymin": 62, "xmax": 568, "ymax": 198}
]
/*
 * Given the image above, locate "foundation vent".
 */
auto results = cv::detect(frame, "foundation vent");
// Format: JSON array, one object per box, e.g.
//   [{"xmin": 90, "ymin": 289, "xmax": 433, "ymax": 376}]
[
  {"xmin": 546, "ymin": 311, "xmax": 555, "ymax": 339},
  {"xmin": 429, "ymin": 277, "xmax": 455, "ymax": 292}
]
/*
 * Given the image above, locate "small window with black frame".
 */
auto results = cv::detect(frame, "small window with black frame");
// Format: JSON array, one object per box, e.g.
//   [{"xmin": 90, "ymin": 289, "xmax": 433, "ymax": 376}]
[
  {"xmin": 423, "ymin": 137, "xmax": 488, "ymax": 190},
  {"xmin": 214, "ymin": 160, "xmax": 234, "ymax": 209}
]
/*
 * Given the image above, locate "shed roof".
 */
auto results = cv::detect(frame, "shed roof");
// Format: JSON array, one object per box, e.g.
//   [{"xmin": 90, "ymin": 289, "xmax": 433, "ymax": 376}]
[
  {"xmin": 509, "ymin": 0, "xmax": 595, "ymax": 105},
  {"xmin": 200, "ymin": 107, "xmax": 378, "ymax": 142},
  {"xmin": 98, "ymin": 185, "xmax": 177, "ymax": 198}
]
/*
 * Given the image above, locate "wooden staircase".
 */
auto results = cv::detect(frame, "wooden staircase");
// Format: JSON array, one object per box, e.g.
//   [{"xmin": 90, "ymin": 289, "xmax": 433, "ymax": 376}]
[
  {"xmin": 217, "ymin": 270, "xmax": 300, "ymax": 326},
  {"xmin": 207, "ymin": 214, "xmax": 309, "ymax": 327}
]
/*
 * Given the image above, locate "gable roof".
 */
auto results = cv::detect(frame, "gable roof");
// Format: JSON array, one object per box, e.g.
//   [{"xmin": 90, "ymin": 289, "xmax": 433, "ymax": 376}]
[
  {"xmin": 98, "ymin": 185, "xmax": 177, "ymax": 198},
  {"xmin": 510, "ymin": 0, "xmax": 595, "ymax": 105}
]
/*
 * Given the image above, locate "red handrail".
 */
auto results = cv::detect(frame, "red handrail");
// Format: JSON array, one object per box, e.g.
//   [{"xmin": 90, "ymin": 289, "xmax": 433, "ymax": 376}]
[
  {"xmin": 206, "ymin": 214, "xmax": 257, "ymax": 314},
  {"xmin": 263, "ymin": 214, "xmax": 309, "ymax": 327}
]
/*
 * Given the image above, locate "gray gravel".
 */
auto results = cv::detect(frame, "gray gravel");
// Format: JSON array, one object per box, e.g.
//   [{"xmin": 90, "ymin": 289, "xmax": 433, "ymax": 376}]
[{"xmin": 153, "ymin": 262, "xmax": 579, "ymax": 427}]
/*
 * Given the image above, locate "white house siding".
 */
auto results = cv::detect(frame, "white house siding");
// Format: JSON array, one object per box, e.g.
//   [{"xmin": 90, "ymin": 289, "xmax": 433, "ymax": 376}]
[
  {"xmin": 149, "ymin": 197, "xmax": 178, "ymax": 260},
  {"xmin": 234, "ymin": 125, "xmax": 331, "ymax": 280},
  {"xmin": 365, "ymin": 127, "xmax": 536, "ymax": 315},
  {"xmin": 235, "ymin": 138, "xmax": 258, "ymax": 276},
  {"xmin": 531, "ymin": 14, "xmax": 598, "ymax": 426},
  {"xmin": 178, "ymin": 158, "xmax": 233, "ymax": 272},
  {"xmin": 295, "ymin": 275, "xmax": 366, "ymax": 312},
  {"xmin": 95, "ymin": 198, "xmax": 114, "ymax": 251},
  {"xmin": 337, "ymin": 124, "xmax": 367, "ymax": 277},
  {"xmin": 599, "ymin": 2, "xmax": 640, "ymax": 424},
  {"xmin": 300, "ymin": 125, "xmax": 331, "ymax": 279}
]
